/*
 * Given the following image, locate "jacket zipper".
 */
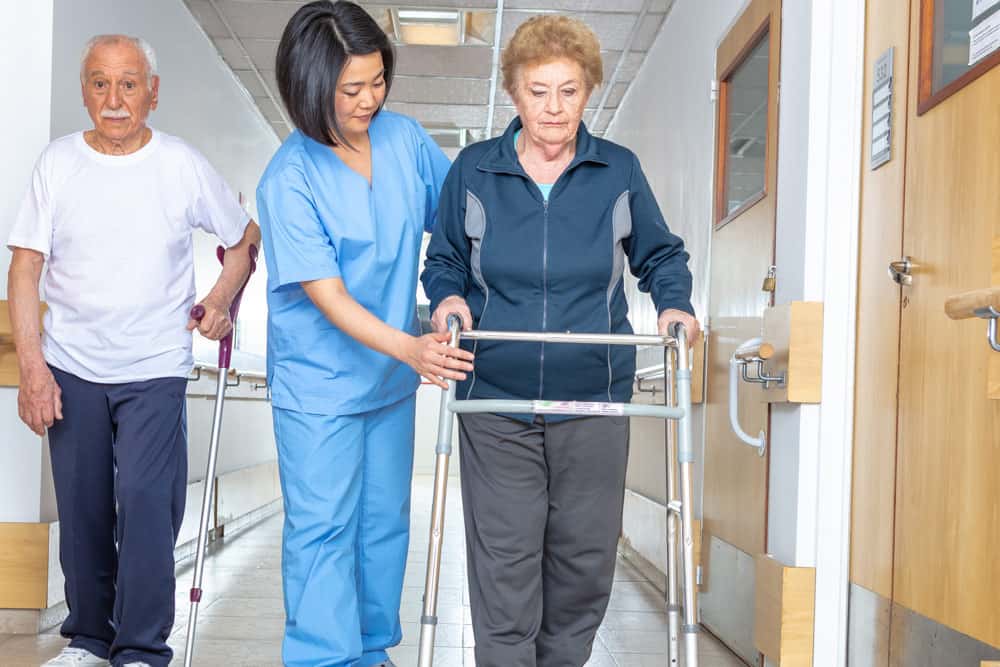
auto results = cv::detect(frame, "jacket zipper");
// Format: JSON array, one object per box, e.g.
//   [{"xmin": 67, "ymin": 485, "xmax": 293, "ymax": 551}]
[{"xmin": 539, "ymin": 198, "xmax": 549, "ymax": 398}]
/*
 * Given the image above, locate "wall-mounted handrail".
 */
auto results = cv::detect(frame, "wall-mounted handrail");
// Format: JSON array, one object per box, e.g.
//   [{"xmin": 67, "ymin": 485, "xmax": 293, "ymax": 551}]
[
  {"xmin": 944, "ymin": 286, "xmax": 1000, "ymax": 320},
  {"xmin": 945, "ymin": 286, "xmax": 1000, "ymax": 352},
  {"xmin": 734, "ymin": 340, "xmax": 775, "ymax": 361},
  {"xmin": 729, "ymin": 337, "xmax": 767, "ymax": 456},
  {"xmin": 187, "ymin": 363, "xmax": 269, "ymax": 394}
]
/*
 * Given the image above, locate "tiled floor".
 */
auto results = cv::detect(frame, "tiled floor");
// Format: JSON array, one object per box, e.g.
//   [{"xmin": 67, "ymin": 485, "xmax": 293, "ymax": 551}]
[{"xmin": 0, "ymin": 475, "xmax": 746, "ymax": 666}]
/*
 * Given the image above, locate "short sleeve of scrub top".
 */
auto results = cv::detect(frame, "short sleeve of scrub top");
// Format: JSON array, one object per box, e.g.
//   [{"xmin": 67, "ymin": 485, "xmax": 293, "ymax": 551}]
[{"xmin": 257, "ymin": 169, "xmax": 341, "ymax": 290}]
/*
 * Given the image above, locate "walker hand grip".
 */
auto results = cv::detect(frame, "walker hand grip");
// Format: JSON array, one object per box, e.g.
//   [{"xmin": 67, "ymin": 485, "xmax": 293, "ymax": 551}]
[
  {"xmin": 190, "ymin": 245, "xmax": 259, "ymax": 370},
  {"xmin": 944, "ymin": 286, "xmax": 1000, "ymax": 320},
  {"xmin": 446, "ymin": 313, "xmax": 464, "ymax": 332}
]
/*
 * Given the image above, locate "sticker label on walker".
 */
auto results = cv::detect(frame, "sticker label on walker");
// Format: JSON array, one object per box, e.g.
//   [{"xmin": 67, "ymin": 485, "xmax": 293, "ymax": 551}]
[{"xmin": 532, "ymin": 400, "xmax": 625, "ymax": 416}]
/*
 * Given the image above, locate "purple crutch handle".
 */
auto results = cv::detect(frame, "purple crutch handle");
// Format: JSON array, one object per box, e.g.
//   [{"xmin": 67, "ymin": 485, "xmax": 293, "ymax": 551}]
[{"xmin": 188, "ymin": 244, "xmax": 259, "ymax": 369}]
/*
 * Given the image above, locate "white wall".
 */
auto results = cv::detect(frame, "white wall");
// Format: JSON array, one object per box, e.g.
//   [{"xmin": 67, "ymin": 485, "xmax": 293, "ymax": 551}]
[
  {"xmin": 49, "ymin": 0, "xmax": 279, "ymax": 359},
  {"xmin": 0, "ymin": 1, "xmax": 54, "ymax": 523}
]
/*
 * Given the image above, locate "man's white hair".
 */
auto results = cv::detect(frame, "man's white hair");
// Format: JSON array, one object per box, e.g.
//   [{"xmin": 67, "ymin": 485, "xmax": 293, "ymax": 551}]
[{"xmin": 79, "ymin": 34, "xmax": 158, "ymax": 85}]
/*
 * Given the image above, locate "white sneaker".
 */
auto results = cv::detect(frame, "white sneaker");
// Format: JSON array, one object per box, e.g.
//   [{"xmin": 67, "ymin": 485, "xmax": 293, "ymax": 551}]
[
  {"xmin": 122, "ymin": 663, "xmax": 152, "ymax": 667},
  {"xmin": 43, "ymin": 647, "xmax": 108, "ymax": 665}
]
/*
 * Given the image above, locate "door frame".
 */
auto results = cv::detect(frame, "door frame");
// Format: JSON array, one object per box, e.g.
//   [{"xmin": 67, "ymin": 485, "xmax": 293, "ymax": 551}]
[{"xmin": 801, "ymin": 0, "xmax": 866, "ymax": 663}]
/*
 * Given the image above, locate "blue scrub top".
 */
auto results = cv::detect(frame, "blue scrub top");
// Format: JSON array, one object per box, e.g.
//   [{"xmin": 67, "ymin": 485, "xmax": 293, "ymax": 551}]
[{"xmin": 257, "ymin": 111, "xmax": 451, "ymax": 416}]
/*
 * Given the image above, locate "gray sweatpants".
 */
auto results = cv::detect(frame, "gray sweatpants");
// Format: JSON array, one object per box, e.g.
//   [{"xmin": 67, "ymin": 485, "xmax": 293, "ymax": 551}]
[{"xmin": 458, "ymin": 413, "xmax": 629, "ymax": 667}]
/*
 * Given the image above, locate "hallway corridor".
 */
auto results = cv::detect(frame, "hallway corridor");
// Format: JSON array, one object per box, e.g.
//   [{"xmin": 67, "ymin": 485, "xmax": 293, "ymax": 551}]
[{"xmin": 0, "ymin": 476, "xmax": 745, "ymax": 666}]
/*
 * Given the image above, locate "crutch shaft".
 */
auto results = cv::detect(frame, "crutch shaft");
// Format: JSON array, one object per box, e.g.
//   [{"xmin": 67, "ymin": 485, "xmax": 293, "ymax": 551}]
[{"xmin": 184, "ymin": 370, "xmax": 228, "ymax": 667}]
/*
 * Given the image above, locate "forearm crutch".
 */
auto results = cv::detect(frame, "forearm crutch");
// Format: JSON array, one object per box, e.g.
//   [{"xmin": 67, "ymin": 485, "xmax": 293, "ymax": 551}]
[
  {"xmin": 183, "ymin": 244, "xmax": 258, "ymax": 667},
  {"xmin": 417, "ymin": 320, "xmax": 698, "ymax": 667}
]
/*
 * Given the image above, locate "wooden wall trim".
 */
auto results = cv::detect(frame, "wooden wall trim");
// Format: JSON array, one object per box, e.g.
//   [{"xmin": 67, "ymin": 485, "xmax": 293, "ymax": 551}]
[
  {"xmin": 754, "ymin": 554, "xmax": 816, "ymax": 666},
  {"xmin": 0, "ymin": 523, "xmax": 50, "ymax": 609}
]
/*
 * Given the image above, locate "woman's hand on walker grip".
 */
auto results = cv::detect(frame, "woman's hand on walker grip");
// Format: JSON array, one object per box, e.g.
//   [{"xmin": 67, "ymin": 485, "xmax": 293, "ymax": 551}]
[
  {"xmin": 403, "ymin": 332, "xmax": 475, "ymax": 389},
  {"xmin": 658, "ymin": 309, "xmax": 701, "ymax": 346},
  {"xmin": 431, "ymin": 295, "xmax": 473, "ymax": 333}
]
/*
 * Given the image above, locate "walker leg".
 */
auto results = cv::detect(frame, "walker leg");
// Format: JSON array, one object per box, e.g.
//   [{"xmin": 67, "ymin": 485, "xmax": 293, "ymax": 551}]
[
  {"xmin": 672, "ymin": 327, "xmax": 698, "ymax": 667},
  {"xmin": 418, "ymin": 321, "xmax": 461, "ymax": 667},
  {"xmin": 664, "ymin": 347, "xmax": 681, "ymax": 667}
]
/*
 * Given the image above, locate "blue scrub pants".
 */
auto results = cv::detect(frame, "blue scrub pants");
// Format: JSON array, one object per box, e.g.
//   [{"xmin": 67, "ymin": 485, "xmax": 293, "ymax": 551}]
[{"xmin": 273, "ymin": 395, "xmax": 416, "ymax": 667}]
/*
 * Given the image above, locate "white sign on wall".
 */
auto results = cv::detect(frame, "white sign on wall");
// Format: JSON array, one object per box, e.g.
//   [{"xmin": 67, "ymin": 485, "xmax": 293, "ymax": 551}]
[
  {"xmin": 870, "ymin": 48, "xmax": 893, "ymax": 170},
  {"xmin": 969, "ymin": 8, "xmax": 1000, "ymax": 65}
]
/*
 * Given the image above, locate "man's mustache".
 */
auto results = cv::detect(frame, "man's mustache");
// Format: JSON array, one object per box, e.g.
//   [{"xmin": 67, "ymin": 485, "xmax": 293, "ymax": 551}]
[{"xmin": 101, "ymin": 109, "xmax": 131, "ymax": 119}]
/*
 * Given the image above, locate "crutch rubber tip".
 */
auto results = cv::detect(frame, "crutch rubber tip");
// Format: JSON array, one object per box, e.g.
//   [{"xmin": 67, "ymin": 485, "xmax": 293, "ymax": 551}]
[{"xmin": 190, "ymin": 588, "xmax": 203, "ymax": 602}]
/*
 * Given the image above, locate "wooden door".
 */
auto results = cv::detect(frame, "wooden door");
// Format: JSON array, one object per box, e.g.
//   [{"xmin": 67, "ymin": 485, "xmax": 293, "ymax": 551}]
[
  {"xmin": 701, "ymin": 0, "xmax": 780, "ymax": 659},
  {"xmin": 892, "ymin": 0, "xmax": 1000, "ymax": 652},
  {"xmin": 850, "ymin": 0, "xmax": 1000, "ymax": 662}
]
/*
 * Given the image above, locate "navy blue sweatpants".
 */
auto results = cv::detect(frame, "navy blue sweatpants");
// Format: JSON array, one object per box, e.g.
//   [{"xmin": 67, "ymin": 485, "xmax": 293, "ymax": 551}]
[{"xmin": 47, "ymin": 366, "xmax": 188, "ymax": 667}]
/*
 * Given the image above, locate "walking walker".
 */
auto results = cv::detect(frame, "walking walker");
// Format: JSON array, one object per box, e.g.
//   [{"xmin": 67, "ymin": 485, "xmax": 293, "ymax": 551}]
[
  {"xmin": 418, "ymin": 317, "xmax": 699, "ymax": 667},
  {"xmin": 183, "ymin": 244, "xmax": 258, "ymax": 667}
]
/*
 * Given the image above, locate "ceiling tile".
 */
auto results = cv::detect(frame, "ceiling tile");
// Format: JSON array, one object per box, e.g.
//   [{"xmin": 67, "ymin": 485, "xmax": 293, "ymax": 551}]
[
  {"xmin": 361, "ymin": 0, "xmax": 496, "ymax": 8},
  {"xmin": 395, "ymin": 45, "xmax": 493, "ymax": 78},
  {"xmin": 501, "ymin": 12, "xmax": 665, "ymax": 52},
  {"xmin": 391, "ymin": 76, "xmax": 490, "ymax": 106},
  {"xmin": 504, "ymin": 0, "xmax": 645, "ymax": 11},
  {"xmin": 386, "ymin": 102, "xmax": 488, "ymax": 129},
  {"xmin": 212, "ymin": 1, "xmax": 302, "ymax": 40},
  {"xmin": 254, "ymin": 96, "xmax": 284, "ymax": 122},
  {"xmin": 240, "ymin": 38, "xmax": 280, "ymax": 70},
  {"xmin": 258, "ymin": 69, "xmax": 280, "ymax": 96},
  {"xmin": 602, "ymin": 51, "xmax": 647, "ymax": 81},
  {"xmin": 270, "ymin": 121, "xmax": 290, "ymax": 140},
  {"xmin": 212, "ymin": 37, "xmax": 253, "ymax": 69},
  {"xmin": 234, "ymin": 69, "xmax": 268, "ymax": 97},
  {"xmin": 183, "ymin": 0, "xmax": 229, "ymax": 37}
]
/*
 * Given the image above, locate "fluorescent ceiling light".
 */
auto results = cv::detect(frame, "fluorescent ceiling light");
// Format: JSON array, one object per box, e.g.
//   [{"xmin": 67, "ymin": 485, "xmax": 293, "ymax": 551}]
[
  {"xmin": 397, "ymin": 10, "xmax": 459, "ymax": 23},
  {"xmin": 390, "ymin": 9, "xmax": 494, "ymax": 46}
]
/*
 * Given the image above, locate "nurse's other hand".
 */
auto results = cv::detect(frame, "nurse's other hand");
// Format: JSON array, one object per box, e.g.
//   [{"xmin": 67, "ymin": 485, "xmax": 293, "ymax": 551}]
[
  {"xmin": 187, "ymin": 296, "xmax": 234, "ymax": 341},
  {"xmin": 403, "ymin": 332, "xmax": 475, "ymax": 389},
  {"xmin": 431, "ymin": 296, "xmax": 473, "ymax": 333},
  {"xmin": 657, "ymin": 309, "xmax": 701, "ymax": 346}
]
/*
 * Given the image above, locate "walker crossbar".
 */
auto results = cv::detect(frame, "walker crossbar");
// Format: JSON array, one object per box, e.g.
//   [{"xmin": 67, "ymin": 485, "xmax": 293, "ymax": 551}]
[{"xmin": 417, "ymin": 318, "xmax": 700, "ymax": 667}]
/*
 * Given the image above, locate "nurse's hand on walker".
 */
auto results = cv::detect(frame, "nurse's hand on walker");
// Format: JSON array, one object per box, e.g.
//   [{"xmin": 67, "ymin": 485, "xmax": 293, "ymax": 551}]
[
  {"xmin": 299, "ymin": 277, "xmax": 474, "ymax": 390},
  {"xmin": 431, "ymin": 295, "xmax": 473, "ymax": 333},
  {"xmin": 657, "ymin": 308, "xmax": 702, "ymax": 346},
  {"xmin": 400, "ymin": 332, "xmax": 475, "ymax": 389}
]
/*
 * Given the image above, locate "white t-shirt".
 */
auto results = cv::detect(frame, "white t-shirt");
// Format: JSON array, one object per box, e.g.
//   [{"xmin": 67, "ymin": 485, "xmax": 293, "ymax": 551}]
[{"xmin": 7, "ymin": 129, "xmax": 250, "ymax": 383}]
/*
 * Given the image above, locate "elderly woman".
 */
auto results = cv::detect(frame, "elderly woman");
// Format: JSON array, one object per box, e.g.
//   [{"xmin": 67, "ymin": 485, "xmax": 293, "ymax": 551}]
[{"xmin": 421, "ymin": 14, "xmax": 699, "ymax": 667}]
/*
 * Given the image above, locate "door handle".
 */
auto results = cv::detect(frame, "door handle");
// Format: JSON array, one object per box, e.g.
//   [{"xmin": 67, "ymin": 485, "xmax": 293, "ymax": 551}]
[{"xmin": 888, "ymin": 256, "xmax": 913, "ymax": 285}]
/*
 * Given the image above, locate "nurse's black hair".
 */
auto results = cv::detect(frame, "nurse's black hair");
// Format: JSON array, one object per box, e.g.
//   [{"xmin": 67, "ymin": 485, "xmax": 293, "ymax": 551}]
[{"xmin": 275, "ymin": 0, "xmax": 395, "ymax": 148}]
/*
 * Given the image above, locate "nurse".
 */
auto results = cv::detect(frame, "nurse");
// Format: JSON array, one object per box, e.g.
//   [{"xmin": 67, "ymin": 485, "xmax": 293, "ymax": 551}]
[{"xmin": 255, "ymin": 2, "xmax": 472, "ymax": 666}]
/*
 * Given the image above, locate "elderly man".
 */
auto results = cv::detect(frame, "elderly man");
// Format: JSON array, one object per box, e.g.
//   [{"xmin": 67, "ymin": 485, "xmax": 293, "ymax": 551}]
[{"xmin": 6, "ymin": 35, "xmax": 260, "ymax": 667}]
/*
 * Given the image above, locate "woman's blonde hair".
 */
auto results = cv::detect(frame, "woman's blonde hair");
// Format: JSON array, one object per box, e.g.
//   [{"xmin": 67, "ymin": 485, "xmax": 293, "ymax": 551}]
[{"xmin": 501, "ymin": 15, "xmax": 603, "ymax": 97}]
